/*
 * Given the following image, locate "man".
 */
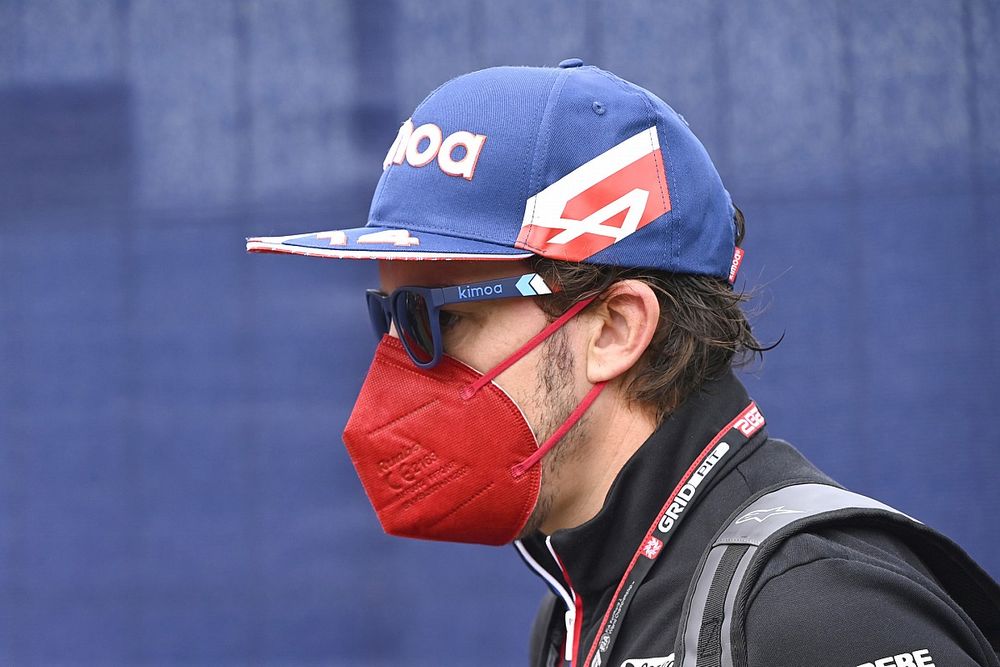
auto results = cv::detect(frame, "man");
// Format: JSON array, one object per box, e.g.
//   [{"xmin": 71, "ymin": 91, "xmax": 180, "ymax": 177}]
[{"xmin": 248, "ymin": 61, "xmax": 999, "ymax": 666}]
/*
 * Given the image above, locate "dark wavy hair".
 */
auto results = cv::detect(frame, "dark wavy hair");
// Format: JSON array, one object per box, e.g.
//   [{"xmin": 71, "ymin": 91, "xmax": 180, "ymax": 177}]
[{"xmin": 531, "ymin": 206, "xmax": 771, "ymax": 422}]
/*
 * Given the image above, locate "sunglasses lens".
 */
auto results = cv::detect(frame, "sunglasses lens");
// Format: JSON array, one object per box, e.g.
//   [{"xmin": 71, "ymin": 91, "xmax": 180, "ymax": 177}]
[{"xmin": 398, "ymin": 291, "xmax": 435, "ymax": 365}]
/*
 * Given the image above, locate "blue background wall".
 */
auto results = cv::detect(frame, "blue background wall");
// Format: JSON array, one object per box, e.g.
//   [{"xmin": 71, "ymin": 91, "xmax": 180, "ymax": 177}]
[{"xmin": 1, "ymin": 1, "xmax": 998, "ymax": 664}]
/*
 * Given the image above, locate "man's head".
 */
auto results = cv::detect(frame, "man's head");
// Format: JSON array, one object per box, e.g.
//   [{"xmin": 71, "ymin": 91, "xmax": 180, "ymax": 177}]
[
  {"xmin": 248, "ymin": 61, "xmax": 759, "ymax": 542},
  {"xmin": 373, "ymin": 202, "xmax": 760, "ymax": 536},
  {"xmin": 375, "ymin": 256, "xmax": 665, "ymax": 536}
]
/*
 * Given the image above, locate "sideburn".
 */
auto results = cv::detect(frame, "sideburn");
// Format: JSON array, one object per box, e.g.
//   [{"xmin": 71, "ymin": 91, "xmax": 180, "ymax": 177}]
[{"xmin": 516, "ymin": 327, "xmax": 590, "ymax": 538}]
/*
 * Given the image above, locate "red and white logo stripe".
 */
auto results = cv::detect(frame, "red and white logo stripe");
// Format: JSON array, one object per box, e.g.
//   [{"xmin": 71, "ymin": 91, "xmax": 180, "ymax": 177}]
[
  {"xmin": 516, "ymin": 126, "xmax": 670, "ymax": 262},
  {"xmin": 734, "ymin": 404, "xmax": 764, "ymax": 438},
  {"xmin": 728, "ymin": 246, "xmax": 745, "ymax": 284}
]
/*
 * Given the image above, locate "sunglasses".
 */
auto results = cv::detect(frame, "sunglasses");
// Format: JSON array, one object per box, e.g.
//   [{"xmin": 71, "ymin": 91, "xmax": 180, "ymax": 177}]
[{"xmin": 366, "ymin": 272, "xmax": 557, "ymax": 369}]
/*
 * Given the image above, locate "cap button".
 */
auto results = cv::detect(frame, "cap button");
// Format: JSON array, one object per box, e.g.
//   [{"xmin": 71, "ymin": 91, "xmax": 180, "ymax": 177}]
[{"xmin": 558, "ymin": 58, "xmax": 584, "ymax": 69}]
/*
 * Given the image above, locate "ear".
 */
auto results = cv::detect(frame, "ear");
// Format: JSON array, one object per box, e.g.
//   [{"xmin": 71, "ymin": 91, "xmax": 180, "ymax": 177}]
[{"xmin": 584, "ymin": 280, "xmax": 660, "ymax": 385}]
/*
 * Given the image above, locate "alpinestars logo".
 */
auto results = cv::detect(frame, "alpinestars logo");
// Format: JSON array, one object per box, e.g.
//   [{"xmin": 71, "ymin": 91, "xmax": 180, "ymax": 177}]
[
  {"xmin": 516, "ymin": 126, "xmax": 670, "ymax": 262},
  {"xmin": 734, "ymin": 506, "xmax": 804, "ymax": 524}
]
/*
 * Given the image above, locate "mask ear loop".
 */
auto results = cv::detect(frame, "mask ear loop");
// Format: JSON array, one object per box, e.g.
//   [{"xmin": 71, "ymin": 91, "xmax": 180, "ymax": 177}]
[
  {"xmin": 459, "ymin": 296, "xmax": 598, "ymax": 400},
  {"xmin": 452, "ymin": 294, "xmax": 607, "ymax": 479},
  {"xmin": 511, "ymin": 380, "xmax": 606, "ymax": 478}
]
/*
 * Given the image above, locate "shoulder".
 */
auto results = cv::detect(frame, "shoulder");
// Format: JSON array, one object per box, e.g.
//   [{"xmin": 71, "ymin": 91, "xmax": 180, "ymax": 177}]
[
  {"xmin": 734, "ymin": 437, "xmax": 837, "ymax": 491},
  {"xmin": 743, "ymin": 526, "xmax": 988, "ymax": 667},
  {"xmin": 696, "ymin": 439, "xmax": 996, "ymax": 665}
]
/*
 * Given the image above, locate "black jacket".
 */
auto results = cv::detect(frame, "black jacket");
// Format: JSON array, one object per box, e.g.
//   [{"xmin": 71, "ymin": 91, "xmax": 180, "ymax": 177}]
[{"xmin": 519, "ymin": 371, "xmax": 997, "ymax": 667}]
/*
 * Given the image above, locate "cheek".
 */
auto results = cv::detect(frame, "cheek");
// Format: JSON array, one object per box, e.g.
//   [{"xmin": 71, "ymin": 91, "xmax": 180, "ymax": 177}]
[
  {"xmin": 447, "ymin": 303, "xmax": 550, "ymax": 372},
  {"xmin": 494, "ymin": 329, "xmax": 582, "ymax": 440},
  {"xmin": 445, "ymin": 302, "xmax": 589, "ymax": 439},
  {"xmin": 458, "ymin": 312, "xmax": 557, "ymax": 424},
  {"xmin": 490, "ymin": 361, "xmax": 550, "ymax": 444}
]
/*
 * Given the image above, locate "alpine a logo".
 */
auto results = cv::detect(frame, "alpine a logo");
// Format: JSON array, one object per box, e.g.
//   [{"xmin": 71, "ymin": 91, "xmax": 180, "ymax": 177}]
[
  {"xmin": 516, "ymin": 126, "xmax": 670, "ymax": 262},
  {"xmin": 657, "ymin": 442, "xmax": 730, "ymax": 534}
]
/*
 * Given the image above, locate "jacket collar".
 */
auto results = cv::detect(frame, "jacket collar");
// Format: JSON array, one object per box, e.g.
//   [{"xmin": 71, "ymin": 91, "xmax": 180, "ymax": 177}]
[{"xmin": 515, "ymin": 370, "xmax": 766, "ymax": 605}]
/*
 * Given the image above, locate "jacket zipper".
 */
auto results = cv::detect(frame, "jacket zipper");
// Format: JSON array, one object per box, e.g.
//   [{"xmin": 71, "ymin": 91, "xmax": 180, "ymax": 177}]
[
  {"xmin": 563, "ymin": 605, "xmax": 576, "ymax": 663},
  {"xmin": 545, "ymin": 537, "xmax": 582, "ymax": 666},
  {"xmin": 512, "ymin": 538, "xmax": 582, "ymax": 666}
]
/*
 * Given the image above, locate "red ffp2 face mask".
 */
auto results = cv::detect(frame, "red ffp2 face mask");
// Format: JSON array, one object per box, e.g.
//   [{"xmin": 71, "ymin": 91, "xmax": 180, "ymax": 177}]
[{"xmin": 342, "ymin": 299, "xmax": 605, "ymax": 546}]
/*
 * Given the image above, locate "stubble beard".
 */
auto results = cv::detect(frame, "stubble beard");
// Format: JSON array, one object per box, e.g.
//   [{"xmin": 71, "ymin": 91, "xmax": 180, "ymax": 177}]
[{"xmin": 515, "ymin": 327, "xmax": 590, "ymax": 540}]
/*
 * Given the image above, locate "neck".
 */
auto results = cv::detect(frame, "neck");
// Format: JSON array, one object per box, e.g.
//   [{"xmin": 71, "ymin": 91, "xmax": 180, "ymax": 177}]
[{"xmin": 540, "ymin": 392, "xmax": 658, "ymax": 534}]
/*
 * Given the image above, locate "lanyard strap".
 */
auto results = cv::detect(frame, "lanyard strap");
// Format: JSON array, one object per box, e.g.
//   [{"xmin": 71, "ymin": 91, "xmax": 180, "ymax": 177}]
[{"xmin": 580, "ymin": 401, "xmax": 766, "ymax": 667}]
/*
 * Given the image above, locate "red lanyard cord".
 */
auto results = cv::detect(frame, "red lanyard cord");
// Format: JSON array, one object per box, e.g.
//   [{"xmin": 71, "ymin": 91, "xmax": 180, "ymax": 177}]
[{"xmin": 579, "ymin": 402, "xmax": 766, "ymax": 667}]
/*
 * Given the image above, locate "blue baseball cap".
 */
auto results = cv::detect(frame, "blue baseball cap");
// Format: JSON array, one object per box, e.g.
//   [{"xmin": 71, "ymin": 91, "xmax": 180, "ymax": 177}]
[{"xmin": 247, "ymin": 59, "xmax": 743, "ymax": 282}]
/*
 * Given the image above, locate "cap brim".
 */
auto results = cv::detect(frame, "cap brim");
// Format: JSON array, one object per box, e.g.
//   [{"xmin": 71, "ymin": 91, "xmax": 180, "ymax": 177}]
[{"xmin": 246, "ymin": 225, "xmax": 534, "ymax": 261}]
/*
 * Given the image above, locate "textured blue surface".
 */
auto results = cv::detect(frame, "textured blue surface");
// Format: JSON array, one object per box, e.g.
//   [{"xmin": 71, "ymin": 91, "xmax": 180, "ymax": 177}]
[{"xmin": 1, "ymin": 1, "xmax": 998, "ymax": 665}]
